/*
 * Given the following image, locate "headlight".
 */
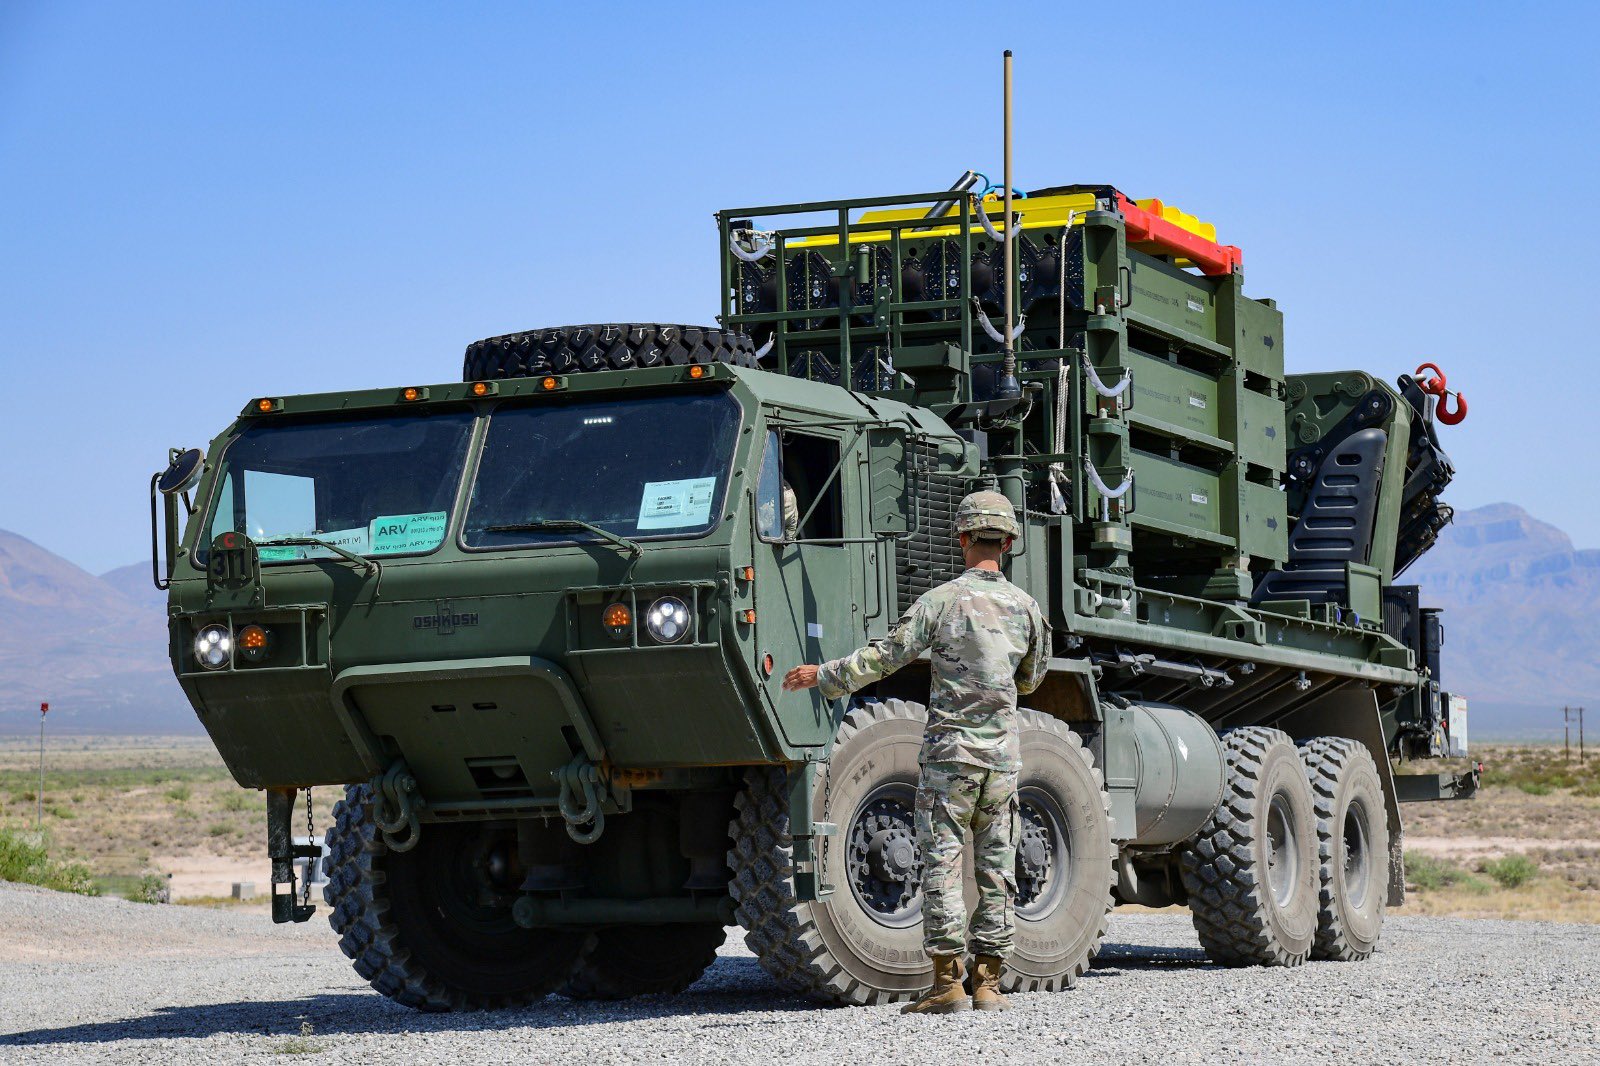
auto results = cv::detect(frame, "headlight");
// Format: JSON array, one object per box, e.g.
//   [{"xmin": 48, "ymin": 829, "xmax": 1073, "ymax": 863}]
[
  {"xmin": 644, "ymin": 596, "xmax": 692, "ymax": 644},
  {"xmin": 194, "ymin": 624, "xmax": 232, "ymax": 670}
]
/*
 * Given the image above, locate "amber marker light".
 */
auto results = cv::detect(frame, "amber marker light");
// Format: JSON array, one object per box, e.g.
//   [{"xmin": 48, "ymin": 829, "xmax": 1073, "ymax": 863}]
[
  {"xmin": 603, "ymin": 602, "xmax": 632, "ymax": 641},
  {"xmin": 740, "ymin": 609, "xmax": 757, "ymax": 624},
  {"xmin": 688, "ymin": 365, "xmax": 707, "ymax": 379},
  {"xmin": 471, "ymin": 381, "xmax": 489, "ymax": 396},
  {"xmin": 402, "ymin": 387, "xmax": 422, "ymax": 402},
  {"xmin": 254, "ymin": 398, "xmax": 283, "ymax": 413},
  {"xmin": 542, "ymin": 376, "xmax": 559, "ymax": 391},
  {"xmin": 740, "ymin": 566, "xmax": 755, "ymax": 582},
  {"xmin": 237, "ymin": 624, "xmax": 272, "ymax": 663}
]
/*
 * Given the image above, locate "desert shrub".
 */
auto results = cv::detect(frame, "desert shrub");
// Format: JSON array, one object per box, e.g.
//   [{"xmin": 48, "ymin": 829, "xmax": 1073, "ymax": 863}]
[
  {"xmin": 1406, "ymin": 851, "xmax": 1492, "ymax": 894},
  {"xmin": 1518, "ymin": 781, "xmax": 1553, "ymax": 796},
  {"xmin": 0, "ymin": 826, "xmax": 99, "ymax": 895},
  {"xmin": 165, "ymin": 784, "xmax": 192, "ymax": 803},
  {"xmin": 1484, "ymin": 855, "xmax": 1539, "ymax": 889},
  {"xmin": 219, "ymin": 790, "xmax": 257, "ymax": 812},
  {"xmin": 127, "ymin": 873, "xmax": 170, "ymax": 904}
]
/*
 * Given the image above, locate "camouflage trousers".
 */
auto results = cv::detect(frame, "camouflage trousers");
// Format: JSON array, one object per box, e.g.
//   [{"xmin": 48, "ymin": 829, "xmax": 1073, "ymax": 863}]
[{"xmin": 914, "ymin": 760, "xmax": 1019, "ymax": 958}]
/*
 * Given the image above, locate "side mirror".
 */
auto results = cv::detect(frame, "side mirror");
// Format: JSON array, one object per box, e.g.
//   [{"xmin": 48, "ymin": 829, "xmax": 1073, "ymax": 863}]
[
  {"xmin": 151, "ymin": 448, "xmax": 204, "ymax": 590},
  {"xmin": 157, "ymin": 448, "xmax": 204, "ymax": 496}
]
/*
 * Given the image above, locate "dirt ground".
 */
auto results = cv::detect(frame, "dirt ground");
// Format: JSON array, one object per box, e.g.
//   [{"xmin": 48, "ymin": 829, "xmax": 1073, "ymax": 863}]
[{"xmin": 2, "ymin": 736, "xmax": 1597, "ymax": 920}]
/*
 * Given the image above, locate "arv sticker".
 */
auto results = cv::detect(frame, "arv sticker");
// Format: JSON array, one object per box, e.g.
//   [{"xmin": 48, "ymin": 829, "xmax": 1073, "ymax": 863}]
[
  {"xmin": 637, "ymin": 477, "xmax": 717, "ymax": 530},
  {"xmin": 260, "ymin": 525, "xmax": 368, "ymax": 561},
  {"xmin": 369, "ymin": 512, "xmax": 448, "ymax": 555}
]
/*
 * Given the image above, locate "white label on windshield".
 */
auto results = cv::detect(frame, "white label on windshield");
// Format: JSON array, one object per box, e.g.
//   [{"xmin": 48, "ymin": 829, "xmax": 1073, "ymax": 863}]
[
  {"xmin": 259, "ymin": 525, "xmax": 368, "ymax": 562},
  {"xmin": 370, "ymin": 511, "xmax": 448, "ymax": 555},
  {"xmin": 637, "ymin": 477, "xmax": 717, "ymax": 530}
]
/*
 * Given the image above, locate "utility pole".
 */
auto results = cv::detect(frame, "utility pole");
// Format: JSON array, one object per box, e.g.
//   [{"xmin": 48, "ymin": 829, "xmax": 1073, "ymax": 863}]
[
  {"xmin": 37, "ymin": 702, "xmax": 48, "ymax": 830},
  {"xmin": 1564, "ymin": 706, "xmax": 1585, "ymax": 764}
]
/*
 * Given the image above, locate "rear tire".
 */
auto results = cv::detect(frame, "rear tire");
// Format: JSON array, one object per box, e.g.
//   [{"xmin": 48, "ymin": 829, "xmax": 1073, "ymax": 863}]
[
  {"xmin": 323, "ymin": 784, "xmax": 591, "ymax": 1011},
  {"xmin": 558, "ymin": 924, "xmax": 727, "ymax": 1000},
  {"xmin": 1301, "ymin": 737, "xmax": 1388, "ymax": 961},
  {"xmin": 464, "ymin": 323, "xmax": 759, "ymax": 380},
  {"xmin": 1180, "ymin": 727, "xmax": 1318, "ymax": 967}
]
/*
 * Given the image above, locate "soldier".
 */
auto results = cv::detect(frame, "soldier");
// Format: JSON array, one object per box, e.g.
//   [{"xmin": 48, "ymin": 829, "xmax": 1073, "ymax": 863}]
[{"xmin": 783, "ymin": 490, "xmax": 1049, "ymax": 1014}]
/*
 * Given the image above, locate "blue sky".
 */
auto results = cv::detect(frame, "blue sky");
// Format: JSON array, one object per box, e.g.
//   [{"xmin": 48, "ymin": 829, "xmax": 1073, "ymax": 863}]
[{"xmin": 2, "ymin": 2, "xmax": 1596, "ymax": 575}]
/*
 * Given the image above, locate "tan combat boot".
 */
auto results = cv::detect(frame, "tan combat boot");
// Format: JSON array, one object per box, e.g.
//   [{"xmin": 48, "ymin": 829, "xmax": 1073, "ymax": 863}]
[
  {"xmin": 901, "ymin": 954, "xmax": 971, "ymax": 1015},
  {"xmin": 971, "ymin": 955, "xmax": 1010, "ymax": 1011}
]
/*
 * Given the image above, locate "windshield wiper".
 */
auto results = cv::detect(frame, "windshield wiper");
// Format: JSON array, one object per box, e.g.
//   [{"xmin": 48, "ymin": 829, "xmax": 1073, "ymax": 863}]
[
  {"xmin": 256, "ymin": 536, "xmax": 384, "ymax": 595},
  {"xmin": 485, "ymin": 519, "xmax": 642, "ymax": 558}
]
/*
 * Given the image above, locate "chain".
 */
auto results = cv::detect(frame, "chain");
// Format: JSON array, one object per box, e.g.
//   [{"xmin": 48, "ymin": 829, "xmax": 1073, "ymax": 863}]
[{"xmin": 301, "ymin": 787, "xmax": 315, "ymax": 907}]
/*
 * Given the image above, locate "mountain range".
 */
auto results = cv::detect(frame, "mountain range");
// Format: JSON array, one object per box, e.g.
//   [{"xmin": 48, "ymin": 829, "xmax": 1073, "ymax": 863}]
[{"xmin": 0, "ymin": 504, "xmax": 1591, "ymax": 738}]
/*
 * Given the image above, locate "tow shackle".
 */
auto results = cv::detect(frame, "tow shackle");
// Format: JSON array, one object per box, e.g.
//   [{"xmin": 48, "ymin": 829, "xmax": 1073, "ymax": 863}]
[{"xmin": 1415, "ymin": 362, "xmax": 1467, "ymax": 426}]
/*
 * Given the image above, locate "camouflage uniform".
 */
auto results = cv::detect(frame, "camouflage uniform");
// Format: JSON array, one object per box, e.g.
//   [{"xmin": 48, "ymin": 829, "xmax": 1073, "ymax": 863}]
[{"xmin": 817, "ymin": 493, "xmax": 1049, "ymax": 958}]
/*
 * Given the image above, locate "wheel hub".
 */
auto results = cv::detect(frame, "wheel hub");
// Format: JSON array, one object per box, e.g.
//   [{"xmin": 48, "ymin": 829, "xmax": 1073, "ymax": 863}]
[
  {"xmin": 867, "ymin": 826, "xmax": 917, "ymax": 883},
  {"xmin": 1266, "ymin": 793, "xmax": 1299, "ymax": 906},
  {"xmin": 1015, "ymin": 801, "xmax": 1057, "ymax": 910},
  {"xmin": 845, "ymin": 791, "xmax": 923, "ymax": 925}
]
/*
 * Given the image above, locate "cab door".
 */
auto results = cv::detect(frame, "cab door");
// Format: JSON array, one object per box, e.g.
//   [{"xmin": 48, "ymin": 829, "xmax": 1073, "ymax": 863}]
[{"xmin": 751, "ymin": 424, "xmax": 856, "ymax": 749}]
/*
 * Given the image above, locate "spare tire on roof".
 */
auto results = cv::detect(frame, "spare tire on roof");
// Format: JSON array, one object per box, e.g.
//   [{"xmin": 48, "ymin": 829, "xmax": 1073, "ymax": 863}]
[{"xmin": 463, "ymin": 323, "xmax": 760, "ymax": 380}]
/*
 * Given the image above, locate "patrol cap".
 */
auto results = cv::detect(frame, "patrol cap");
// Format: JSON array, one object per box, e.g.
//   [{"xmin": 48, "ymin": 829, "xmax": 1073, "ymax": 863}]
[{"xmin": 954, "ymin": 490, "xmax": 1019, "ymax": 540}]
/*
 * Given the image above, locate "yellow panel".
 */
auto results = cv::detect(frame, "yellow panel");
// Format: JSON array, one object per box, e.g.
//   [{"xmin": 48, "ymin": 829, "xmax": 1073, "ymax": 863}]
[
  {"xmin": 785, "ymin": 189, "xmax": 1219, "ymax": 250},
  {"xmin": 1131, "ymin": 198, "xmax": 1217, "ymax": 242},
  {"xmin": 788, "ymin": 191, "xmax": 1096, "ymax": 248}
]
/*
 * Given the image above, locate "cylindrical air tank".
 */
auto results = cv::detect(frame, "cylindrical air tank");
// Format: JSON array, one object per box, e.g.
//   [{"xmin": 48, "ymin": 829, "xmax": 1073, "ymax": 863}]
[{"xmin": 1124, "ymin": 702, "xmax": 1226, "ymax": 846}]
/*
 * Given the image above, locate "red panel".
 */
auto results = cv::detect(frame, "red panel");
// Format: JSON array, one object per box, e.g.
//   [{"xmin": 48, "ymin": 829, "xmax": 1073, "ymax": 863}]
[{"xmin": 1115, "ymin": 193, "xmax": 1243, "ymax": 276}]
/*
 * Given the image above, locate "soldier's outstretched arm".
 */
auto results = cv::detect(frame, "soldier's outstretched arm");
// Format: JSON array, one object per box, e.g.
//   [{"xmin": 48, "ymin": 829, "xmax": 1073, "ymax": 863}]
[
  {"xmin": 783, "ymin": 596, "xmax": 940, "ymax": 698},
  {"xmin": 1014, "ymin": 600, "xmax": 1052, "ymax": 696}
]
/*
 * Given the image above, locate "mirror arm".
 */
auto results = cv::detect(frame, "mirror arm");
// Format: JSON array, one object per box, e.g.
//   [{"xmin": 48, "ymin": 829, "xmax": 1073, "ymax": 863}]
[{"xmin": 149, "ymin": 474, "xmax": 171, "ymax": 591}]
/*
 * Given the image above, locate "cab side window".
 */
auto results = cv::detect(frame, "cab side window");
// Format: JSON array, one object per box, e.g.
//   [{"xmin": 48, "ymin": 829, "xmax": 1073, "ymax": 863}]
[
  {"xmin": 781, "ymin": 432, "xmax": 843, "ymax": 542},
  {"xmin": 756, "ymin": 431, "xmax": 785, "ymax": 541}
]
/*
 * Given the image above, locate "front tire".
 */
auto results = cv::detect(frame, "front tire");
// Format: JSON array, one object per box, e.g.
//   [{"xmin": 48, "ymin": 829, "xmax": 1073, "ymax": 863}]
[
  {"xmin": 1004, "ymin": 709, "xmax": 1115, "ymax": 993},
  {"xmin": 1180, "ymin": 727, "xmax": 1319, "ymax": 967},
  {"xmin": 728, "ymin": 699, "xmax": 929, "ymax": 1005},
  {"xmin": 1301, "ymin": 737, "xmax": 1388, "ymax": 961},
  {"xmin": 726, "ymin": 700, "xmax": 1114, "ymax": 1005},
  {"xmin": 323, "ymin": 784, "xmax": 591, "ymax": 1011}
]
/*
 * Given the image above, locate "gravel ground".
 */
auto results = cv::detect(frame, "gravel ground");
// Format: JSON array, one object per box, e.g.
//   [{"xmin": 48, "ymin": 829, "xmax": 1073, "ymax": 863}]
[{"xmin": 1, "ymin": 881, "xmax": 1595, "ymax": 1065}]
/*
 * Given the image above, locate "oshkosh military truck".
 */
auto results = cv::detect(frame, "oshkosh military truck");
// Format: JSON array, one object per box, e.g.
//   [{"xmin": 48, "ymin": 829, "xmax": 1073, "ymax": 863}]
[{"xmin": 152, "ymin": 180, "xmax": 1473, "ymax": 1009}]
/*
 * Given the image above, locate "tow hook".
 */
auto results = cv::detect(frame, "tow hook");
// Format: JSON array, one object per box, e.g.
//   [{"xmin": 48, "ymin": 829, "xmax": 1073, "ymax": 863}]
[
  {"xmin": 374, "ymin": 761, "xmax": 423, "ymax": 853},
  {"xmin": 553, "ymin": 755, "xmax": 609, "ymax": 844},
  {"xmin": 1415, "ymin": 362, "xmax": 1467, "ymax": 426}
]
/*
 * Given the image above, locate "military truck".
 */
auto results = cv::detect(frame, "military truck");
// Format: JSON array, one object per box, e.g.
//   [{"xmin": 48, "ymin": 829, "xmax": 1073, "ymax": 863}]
[{"xmin": 151, "ymin": 179, "xmax": 1473, "ymax": 1010}]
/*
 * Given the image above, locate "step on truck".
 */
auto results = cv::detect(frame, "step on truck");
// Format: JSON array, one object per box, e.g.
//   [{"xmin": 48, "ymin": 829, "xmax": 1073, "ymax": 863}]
[{"xmin": 151, "ymin": 180, "xmax": 1475, "ymax": 1008}]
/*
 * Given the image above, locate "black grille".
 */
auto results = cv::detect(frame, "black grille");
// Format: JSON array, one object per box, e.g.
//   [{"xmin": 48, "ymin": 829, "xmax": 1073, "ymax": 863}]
[{"xmin": 897, "ymin": 440, "xmax": 965, "ymax": 614}]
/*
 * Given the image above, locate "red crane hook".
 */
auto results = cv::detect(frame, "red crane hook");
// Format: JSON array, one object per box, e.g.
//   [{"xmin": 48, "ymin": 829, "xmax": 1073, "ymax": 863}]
[{"xmin": 1415, "ymin": 362, "xmax": 1466, "ymax": 425}]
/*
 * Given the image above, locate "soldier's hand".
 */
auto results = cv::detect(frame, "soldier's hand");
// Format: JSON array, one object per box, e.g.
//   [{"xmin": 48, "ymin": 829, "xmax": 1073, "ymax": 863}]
[{"xmin": 782, "ymin": 664, "xmax": 820, "ymax": 692}]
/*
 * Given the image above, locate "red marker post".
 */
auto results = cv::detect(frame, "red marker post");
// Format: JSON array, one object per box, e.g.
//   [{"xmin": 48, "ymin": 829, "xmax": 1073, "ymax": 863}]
[{"xmin": 37, "ymin": 703, "xmax": 47, "ymax": 830}]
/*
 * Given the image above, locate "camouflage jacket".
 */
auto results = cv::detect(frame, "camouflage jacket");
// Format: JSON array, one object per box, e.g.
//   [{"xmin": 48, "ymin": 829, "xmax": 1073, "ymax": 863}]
[{"xmin": 817, "ymin": 568, "xmax": 1050, "ymax": 771}]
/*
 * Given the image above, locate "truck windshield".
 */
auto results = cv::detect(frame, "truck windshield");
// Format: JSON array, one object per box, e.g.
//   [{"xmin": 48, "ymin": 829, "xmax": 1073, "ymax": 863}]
[
  {"xmin": 464, "ymin": 392, "xmax": 740, "ymax": 549},
  {"xmin": 199, "ymin": 410, "xmax": 476, "ymax": 564}
]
